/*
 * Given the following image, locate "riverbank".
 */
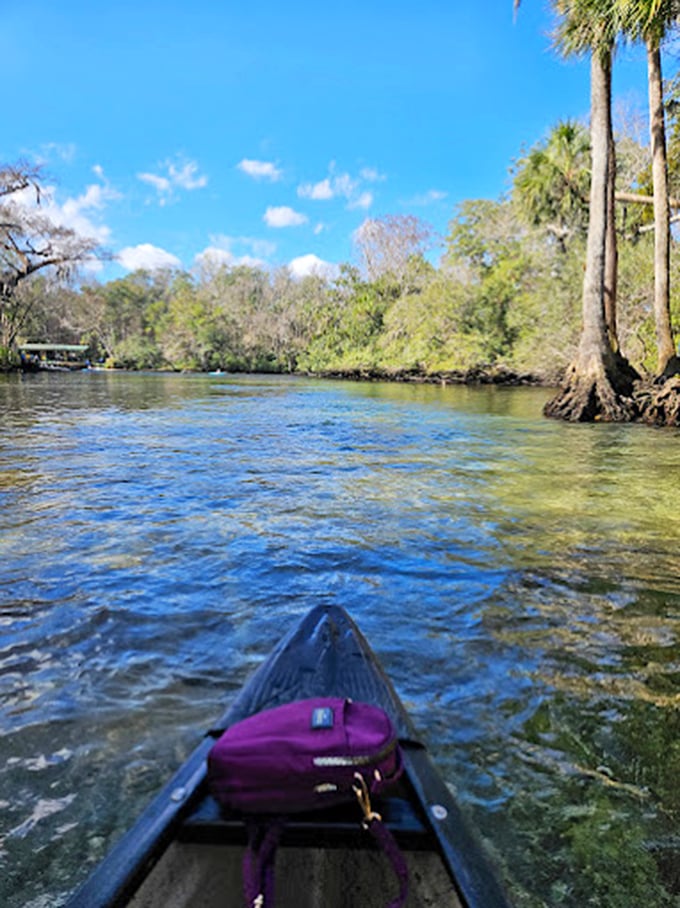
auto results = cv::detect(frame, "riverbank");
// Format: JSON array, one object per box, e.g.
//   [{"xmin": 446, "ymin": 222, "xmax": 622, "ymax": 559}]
[
  {"xmin": 2, "ymin": 358, "xmax": 546, "ymax": 386},
  {"xmin": 308, "ymin": 364, "xmax": 546, "ymax": 386}
]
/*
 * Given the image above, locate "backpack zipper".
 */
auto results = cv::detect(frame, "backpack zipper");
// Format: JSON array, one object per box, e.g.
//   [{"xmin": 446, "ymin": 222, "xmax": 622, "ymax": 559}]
[{"xmin": 312, "ymin": 738, "xmax": 397, "ymax": 767}]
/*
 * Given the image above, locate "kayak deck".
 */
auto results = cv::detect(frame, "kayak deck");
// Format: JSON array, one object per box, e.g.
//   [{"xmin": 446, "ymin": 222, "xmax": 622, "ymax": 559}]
[
  {"xmin": 211, "ymin": 604, "xmax": 420, "ymax": 740},
  {"xmin": 67, "ymin": 605, "xmax": 510, "ymax": 908}
]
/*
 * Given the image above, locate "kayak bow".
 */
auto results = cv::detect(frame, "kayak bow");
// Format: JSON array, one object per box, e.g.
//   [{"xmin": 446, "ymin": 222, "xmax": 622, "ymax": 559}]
[{"xmin": 67, "ymin": 605, "xmax": 511, "ymax": 908}]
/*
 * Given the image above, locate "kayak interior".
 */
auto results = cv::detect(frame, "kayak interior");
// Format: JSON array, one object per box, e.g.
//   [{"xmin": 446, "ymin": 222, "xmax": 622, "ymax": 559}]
[{"xmin": 126, "ymin": 843, "xmax": 461, "ymax": 908}]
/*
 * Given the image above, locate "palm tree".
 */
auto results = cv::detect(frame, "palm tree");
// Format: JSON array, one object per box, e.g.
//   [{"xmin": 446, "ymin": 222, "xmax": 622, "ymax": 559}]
[
  {"xmin": 540, "ymin": 0, "xmax": 639, "ymax": 419},
  {"xmin": 620, "ymin": 0, "xmax": 680, "ymax": 375},
  {"xmin": 513, "ymin": 119, "xmax": 591, "ymax": 251}
]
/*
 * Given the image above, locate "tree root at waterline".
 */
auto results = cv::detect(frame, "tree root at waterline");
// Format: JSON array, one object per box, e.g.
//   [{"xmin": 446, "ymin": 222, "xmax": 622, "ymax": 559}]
[
  {"xmin": 544, "ymin": 355, "xmax": 639, "ymax": 422},
  {"xmin": 635, "ymin": 376, "xmax": 680, "ymax": 426}
]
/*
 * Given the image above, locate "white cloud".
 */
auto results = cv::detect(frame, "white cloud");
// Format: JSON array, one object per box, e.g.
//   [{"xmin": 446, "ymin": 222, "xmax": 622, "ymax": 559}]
[
  {"xmin": 194, "ymin": 247, "xmax": 234, "ymax": 268},
  {"xmin": 263, "ymin": 206, "xmax": 308, "ymax": 228},
  {"xmin": 196, "ymin": 247, "xmax": 264, "ymax": 269},
  {"xmin": 332, "ymin": 173, "xmax": 358, "ymax": 198},
  {"xmin": 35, "ymin": 142, "xmax": 77, "ymax": 164},
  {"xmin": 298, "ymin": 178, "xmax": 334, "ymax": 200},
  {"xmin": 202, "ymin": 236, "xmax": 274, "ymax": 260},
  {"xmin": 23, "ymin": 179, "xmax": 119, "ymax": 246},
  {"xmin": 288, "ymin": 254, "xmax": 337, "ymax": 280},
  {"xmin": 296, "ymin": 164, "xmax": 379, "ymax": 210},
  {"xmin": 360, "ymin": 167, "xmax": 386, "ymax": 183},
  {"xmin": 237, "ymin": 159, "xmax": 282, "ymax": 181},
  {"xmin": 138, "ymin": 172, "xmax": 171, "ymax": 194},
  {"xmin": 248, "ymin": 237, "xmax": 278, "ymax": 258},
  {"xmin": 348, "ymin": 191, "xmax": 374, "ymax": 210},
  {"xmin": 117, "ymin": 244, "xmax": 182, "ymax": 272},
  {"xmin": 137, "ymin": 156, "xmax": 207, "ymax": 203},
  {"xmin": 194, "ymin": 235, "xmax": 277, "ymax": 271},
  {"xmin": 409, "ymin": 189, "xmax": 448, "ymax": 206},
  {"xmin": 168, "ymin": 160, "xmax": 207, "ymax": 190},
  {"xmin": 213, "ymin": 234, "xmax": 277, "ymax": 258},
  {"xmin": 62, "ymin": 183, "xmax": 110, "ymax": 215}
]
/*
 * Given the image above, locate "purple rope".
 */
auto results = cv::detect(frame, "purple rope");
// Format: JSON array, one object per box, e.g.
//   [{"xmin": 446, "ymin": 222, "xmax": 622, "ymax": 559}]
[
  {"xmin": 243, "ymin": 821, "xmax": 284, "ymax": 907},
  {"xmin": 242, "ymin": 816, "xmax": 408, "ymax": 908},
  {"xmin": 365, "ymin": 818, "xmax": 409, "ymax": 908}
]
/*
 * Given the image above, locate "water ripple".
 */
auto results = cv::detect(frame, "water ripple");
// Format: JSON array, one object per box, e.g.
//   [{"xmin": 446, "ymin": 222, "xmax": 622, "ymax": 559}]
[{"xmin": 1, "ymin": 372, "xmax": 679, "ymax": 906}]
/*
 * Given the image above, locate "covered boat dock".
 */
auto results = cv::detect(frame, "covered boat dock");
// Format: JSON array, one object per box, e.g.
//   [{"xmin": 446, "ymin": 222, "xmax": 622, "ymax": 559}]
[{"xmin": 19, "ymin": 343, "xmax": 89, "ymax": 371}]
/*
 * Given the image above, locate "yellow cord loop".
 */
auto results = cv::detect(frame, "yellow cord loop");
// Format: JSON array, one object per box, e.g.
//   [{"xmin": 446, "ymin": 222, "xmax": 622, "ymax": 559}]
[{"xmin": 352, "ymin": 772, "xmax": 382, "ymax": 826}]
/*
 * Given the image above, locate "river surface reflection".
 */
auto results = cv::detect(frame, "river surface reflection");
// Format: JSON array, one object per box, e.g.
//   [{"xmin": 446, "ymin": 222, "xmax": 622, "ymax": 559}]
[{"xmin": 1, "ymin": 371, "xmax": 678, "ymax": 906}]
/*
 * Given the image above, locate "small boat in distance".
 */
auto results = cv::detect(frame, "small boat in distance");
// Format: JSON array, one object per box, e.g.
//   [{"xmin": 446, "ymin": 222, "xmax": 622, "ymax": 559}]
[{"xmin": 66, "ymin": 605, "xmax": 512, "ymax": 908}]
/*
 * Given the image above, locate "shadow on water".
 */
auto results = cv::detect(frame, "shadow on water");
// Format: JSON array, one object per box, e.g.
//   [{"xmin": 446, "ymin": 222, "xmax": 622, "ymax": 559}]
[{"xmin": 0, "ymin": 372, "xmax": 678, "ymax": 906}]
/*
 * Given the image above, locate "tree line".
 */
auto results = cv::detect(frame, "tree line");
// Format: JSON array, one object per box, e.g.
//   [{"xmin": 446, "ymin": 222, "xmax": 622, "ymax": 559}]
[
  {"xmin": 2, "ymin": 3, "xmax": 680, "ymax": 424},
  {"xmin": 2, "ymin": 118, "xmax": 678, "ymax": 374}
]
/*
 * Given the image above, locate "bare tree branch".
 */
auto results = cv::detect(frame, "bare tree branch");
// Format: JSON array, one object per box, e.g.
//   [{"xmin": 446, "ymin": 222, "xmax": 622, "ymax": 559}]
[
  {"xmin": 353, "ymin": 214, "xmax": 433, "ymax": 283},
  {"xmin": 0, "ymin": 162, "xmax": 102, "ymax": 348}
]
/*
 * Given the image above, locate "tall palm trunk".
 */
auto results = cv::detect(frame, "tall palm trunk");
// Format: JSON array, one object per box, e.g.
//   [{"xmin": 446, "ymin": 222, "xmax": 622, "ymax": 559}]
[
  {"xmin": 580, "ymin": 49, "xmax": 611, "ymax": 361},
  {"xmin": 647, "ymin": 39, "xmax": 677, "ymax": 374},
  {"xmin": 545, "ymin": 47, "xmax": 638, "ymax": 421},
  {"xmin": 605, "ymin": 99, "xmax": 618, "ymax": 351}
]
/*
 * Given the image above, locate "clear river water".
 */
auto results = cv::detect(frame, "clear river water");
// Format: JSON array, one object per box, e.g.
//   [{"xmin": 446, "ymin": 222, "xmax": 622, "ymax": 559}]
[{"xmin": 1, "ymin": 371, "xmax": 679, "ymax": 908}]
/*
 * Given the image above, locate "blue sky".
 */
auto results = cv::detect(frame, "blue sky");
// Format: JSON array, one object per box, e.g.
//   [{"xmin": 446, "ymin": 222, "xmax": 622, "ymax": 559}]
[{"xmin": 4, "ymin": 0, "xmax": 652, "ymax": 282}]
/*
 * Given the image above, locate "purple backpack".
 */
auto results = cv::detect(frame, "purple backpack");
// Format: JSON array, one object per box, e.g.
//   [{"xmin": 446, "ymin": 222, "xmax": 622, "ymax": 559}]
[
  {"xmin": 207, "ymin": 697, "xmax": 407, "ymax": 907},
  {"xmin": 208, "ymin": 697, "xmax": 402, "ymax": 813}
]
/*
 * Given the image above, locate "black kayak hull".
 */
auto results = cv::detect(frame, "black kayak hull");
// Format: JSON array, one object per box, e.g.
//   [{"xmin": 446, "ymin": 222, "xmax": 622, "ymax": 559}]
[{"xmin": 66, "ymin": 605, "xmax": 511, "ymax": 908}]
